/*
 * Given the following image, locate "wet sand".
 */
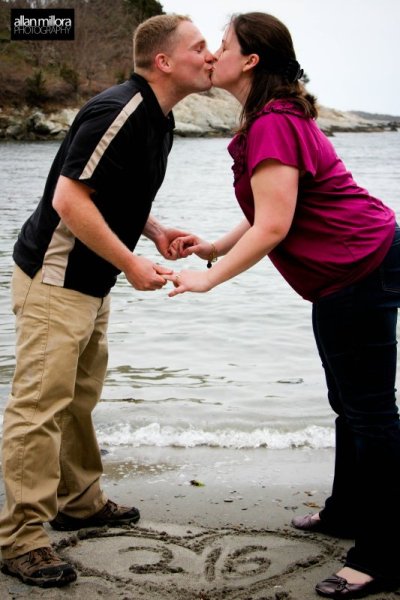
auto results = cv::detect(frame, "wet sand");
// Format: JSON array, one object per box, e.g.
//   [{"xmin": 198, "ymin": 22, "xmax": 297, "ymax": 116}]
[{"xmin": 0, "ymin": 446, "xmax": 397, "ymax": 599}]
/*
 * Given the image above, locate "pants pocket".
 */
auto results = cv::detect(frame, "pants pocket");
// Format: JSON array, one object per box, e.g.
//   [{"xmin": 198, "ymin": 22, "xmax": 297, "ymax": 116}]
[
  {"xmin": 380, "ymin": 228, "xmax": 400, "ymax": 294},
  {"xmin": 11, "ymin": 265, "xmax": 34, "ymax": 316}
]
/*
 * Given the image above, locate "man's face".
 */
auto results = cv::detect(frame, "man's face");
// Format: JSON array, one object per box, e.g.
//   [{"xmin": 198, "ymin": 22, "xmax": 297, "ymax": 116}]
[{"xmin": 167, "ymin": 21, "xmax": 214, "ymax": 94}]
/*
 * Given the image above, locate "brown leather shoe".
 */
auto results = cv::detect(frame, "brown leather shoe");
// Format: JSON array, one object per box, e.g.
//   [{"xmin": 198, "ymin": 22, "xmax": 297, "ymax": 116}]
[
  {"xmin": 291, "ymin": 513, "xmax": 355, "ymax": 538},
  {"xmin": 49, "ymin": 499, "xmax": 140, "ymax": 531},
  {"xmin": 315, "ymin": 574, "xmax": 399, "ymax": 598},
  {"xmin": 1, "ymin": 547, "xmax": 77, "ymax": 588}
]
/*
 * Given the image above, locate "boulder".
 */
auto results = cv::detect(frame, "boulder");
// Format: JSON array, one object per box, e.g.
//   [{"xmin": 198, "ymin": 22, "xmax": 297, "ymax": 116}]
[{"xmin": 0, "ymin": 92, "xmax": 395, "ymax": 140}]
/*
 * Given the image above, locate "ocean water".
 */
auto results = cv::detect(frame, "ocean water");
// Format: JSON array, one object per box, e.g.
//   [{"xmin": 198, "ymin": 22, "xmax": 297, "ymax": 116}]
[{"xmin": 0, "ymin": 131, "xmax": 399, "ymax": 453}]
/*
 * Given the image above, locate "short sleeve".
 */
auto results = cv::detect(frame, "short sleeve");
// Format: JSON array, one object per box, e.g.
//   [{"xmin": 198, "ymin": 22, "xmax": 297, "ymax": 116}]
[
  {"xmin": 61, "ymin": 103, "xmax": 139, "ymax": 191},
  {"xmin": 246, "ymin": 111, "xmax": 319, "ymax": 178}
]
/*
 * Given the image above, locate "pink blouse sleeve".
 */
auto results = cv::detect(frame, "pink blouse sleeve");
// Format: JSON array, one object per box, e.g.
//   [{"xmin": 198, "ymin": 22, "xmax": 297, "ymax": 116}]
[{"xmin": 246, "ymin": 111, "xmax": 319, "ymax": 178}]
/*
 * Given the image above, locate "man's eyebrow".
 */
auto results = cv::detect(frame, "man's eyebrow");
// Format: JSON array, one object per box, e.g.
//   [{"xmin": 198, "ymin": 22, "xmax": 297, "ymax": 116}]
[{"xmin": 190, "ymin": 38, "xmax": 206, "ymax": 48}]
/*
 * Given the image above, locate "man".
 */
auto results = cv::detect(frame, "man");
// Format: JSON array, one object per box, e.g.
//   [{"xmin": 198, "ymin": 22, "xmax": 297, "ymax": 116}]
[{"xmin": 0, "ymin": 14, "xmax": 214, "ymax": 588}]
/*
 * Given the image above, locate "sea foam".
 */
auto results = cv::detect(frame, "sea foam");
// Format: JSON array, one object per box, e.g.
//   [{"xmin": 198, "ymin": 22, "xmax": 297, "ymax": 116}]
[{"xmin": 97, "ymin": 422, "xmax": 334, "ymax": 450}]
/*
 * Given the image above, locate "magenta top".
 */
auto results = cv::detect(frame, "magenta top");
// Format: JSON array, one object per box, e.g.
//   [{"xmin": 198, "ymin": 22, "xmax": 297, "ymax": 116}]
[{"xmin": 228, "ymin": 100, "xmax": 396, "ymax": 301}]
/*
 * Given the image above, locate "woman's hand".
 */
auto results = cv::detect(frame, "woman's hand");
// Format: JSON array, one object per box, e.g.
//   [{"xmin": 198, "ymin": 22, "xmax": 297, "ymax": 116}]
[
  {"xmin": 142, "ymin": 215, "xmax": 193, "ymax": 260},
  {"xmin": 165, "ymin": 270, "xmax": 213, "ymax": 296},
  {"xmin": 169, "ymin": 235, "xmax": 213, "ymax": 260},
  {"xmin": 152, "ymin": 227, "xmax": 193, "ymax": 260}
]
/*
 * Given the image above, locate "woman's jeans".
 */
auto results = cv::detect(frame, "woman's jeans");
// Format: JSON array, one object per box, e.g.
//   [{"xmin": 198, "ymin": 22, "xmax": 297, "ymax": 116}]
[{"xmin": 312, "ymin": 226, "xmax": 400, "ymax": 580}]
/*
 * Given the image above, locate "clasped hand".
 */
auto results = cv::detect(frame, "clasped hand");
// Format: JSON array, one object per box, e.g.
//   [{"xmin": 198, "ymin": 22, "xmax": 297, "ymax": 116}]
[
  {"xmin": 126, "ymin": 234, "xmax": 214, "ymax": 295},
  {"xmin": 164, "ymin": 235, "xmax": 215, "ymax": 297}
]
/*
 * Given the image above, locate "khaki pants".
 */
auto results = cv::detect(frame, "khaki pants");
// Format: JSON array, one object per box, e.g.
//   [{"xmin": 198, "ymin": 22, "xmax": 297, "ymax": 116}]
[{"xmin": 0, "ymin": 266, "xmax": 110, "ymax": 558}]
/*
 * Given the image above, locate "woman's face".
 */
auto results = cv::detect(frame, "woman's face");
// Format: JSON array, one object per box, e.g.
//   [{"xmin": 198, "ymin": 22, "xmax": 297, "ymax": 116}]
[{"xmin": 212, "ymin": 24, "xmax": 249, "ymax": 92}]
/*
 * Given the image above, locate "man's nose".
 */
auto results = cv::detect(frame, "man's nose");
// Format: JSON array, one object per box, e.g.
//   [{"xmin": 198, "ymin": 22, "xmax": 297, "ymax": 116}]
[{"xmin": 205, "ymin": 48, "xmax": 216, "ymax": 63}]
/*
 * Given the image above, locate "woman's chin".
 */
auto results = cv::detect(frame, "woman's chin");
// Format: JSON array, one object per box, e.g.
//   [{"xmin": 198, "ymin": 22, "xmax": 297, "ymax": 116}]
[{"xmin": 210, "ymin": 76, "xmax": 223, "ymax": 89}]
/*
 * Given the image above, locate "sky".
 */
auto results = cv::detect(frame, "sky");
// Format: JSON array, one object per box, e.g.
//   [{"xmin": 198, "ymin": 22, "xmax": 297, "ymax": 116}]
[{"xmin": 161, "ymin": 0, "xmax": 399, "ymax": 116}]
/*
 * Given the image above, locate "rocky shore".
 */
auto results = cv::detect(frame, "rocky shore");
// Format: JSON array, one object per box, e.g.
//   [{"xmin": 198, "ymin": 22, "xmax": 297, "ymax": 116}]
[{"xmin": 0, "ymin": 88, "xmax": 398, "ymax": 141}]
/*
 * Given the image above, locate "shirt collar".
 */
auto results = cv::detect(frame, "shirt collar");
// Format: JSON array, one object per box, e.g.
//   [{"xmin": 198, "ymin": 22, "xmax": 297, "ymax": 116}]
[{"xmin": 130, "ymin": 73, "xmax": 175, "ymax": 132}]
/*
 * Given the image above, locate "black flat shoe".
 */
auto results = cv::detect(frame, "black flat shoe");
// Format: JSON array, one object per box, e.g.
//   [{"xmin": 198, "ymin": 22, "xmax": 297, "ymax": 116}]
[
  {"xmin": 291, "ymin": 513, "xmax": 323, "ymax": 531},
  {"xmin": 291, "ymin": 514, "xmax": 355, "ymax": 538},
  {"xmin": 315, "ymin": 574, "xmax": 398, "ymax": 598}
]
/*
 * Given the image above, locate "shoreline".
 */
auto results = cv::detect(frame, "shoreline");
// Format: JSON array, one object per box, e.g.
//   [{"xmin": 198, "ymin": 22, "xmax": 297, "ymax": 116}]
[
  {"xmin": 1, "ymin": 96, "xmax": 399, "ymax": 141},
  {"xmin": 1, "ymin": 445, "xmax": 397, "ymax": 599},
  {"xmin": 1, "ymin": 447, "xmax": 399, "ymax": 598}
]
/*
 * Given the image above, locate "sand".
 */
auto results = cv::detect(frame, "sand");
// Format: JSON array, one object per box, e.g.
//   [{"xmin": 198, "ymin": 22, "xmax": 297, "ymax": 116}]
[{"xmin": 0, "ymin": 446, "xmax": 398, "ymax": 599}]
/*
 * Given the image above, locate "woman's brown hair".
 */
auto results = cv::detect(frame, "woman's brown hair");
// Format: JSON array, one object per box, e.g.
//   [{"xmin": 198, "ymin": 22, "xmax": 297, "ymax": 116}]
[{"xmin": 232, "ymin": 12, "xmax": 318, "ymax": 132}]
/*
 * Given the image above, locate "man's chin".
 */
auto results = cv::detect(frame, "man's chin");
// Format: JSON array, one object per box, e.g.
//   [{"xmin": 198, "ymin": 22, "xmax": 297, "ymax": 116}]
[{"xmin": 197, "ymin": 80, "xmax": 213, "ymax": 92}]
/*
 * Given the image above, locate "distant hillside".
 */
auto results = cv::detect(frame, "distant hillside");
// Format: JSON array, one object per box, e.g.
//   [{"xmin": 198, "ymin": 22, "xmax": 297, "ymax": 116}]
[
  {"xmin": 0, "ymin": 0, "xmax": 163, "ymax": 108},
  {"xmin": 352, "ymin": 111, "xmax": 400, "ymax": 122},
  {"xmin": 1, "ymin": 0, "xmax": 399, "ymax": 140},
  {"xmin": 1, "ymin": 90, "xmax": 399, "ymax": 141},
  {"xmin": 1, "ymin": 0, "xmax": 399, "ymax": 137}
]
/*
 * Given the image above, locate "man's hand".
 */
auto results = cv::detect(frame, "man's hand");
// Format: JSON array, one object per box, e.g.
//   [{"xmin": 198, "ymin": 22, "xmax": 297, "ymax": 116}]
[
  {"xmin": 124, "ymin": 255, "xmax": 173, "ymax": 290},
  {"xmin": 143, "ymin": 216, "xmax": 192, "ymax": 260},
  {"xmin": 154, "ymin": 227, "xmax": 193, "ymax": 260}
]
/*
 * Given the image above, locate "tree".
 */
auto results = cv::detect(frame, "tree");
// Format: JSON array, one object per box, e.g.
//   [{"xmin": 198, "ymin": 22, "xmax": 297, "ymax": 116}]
[
  {"xmin": 124, "ymin": 0, "xmax": 163, "ymax": 21},
  {"xmin": 25, "ymin": 69, "xmax": 47, "ymax": 104},
  {"xmin": 0, "ymin": 0, "xmax": 167, "ymax": 106}
]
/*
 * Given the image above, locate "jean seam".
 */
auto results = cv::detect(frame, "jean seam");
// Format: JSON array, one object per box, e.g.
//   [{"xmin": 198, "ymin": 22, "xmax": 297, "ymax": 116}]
[{"xmin": 17, "ymin": 280, "xmax": 50, "ymax": 509}]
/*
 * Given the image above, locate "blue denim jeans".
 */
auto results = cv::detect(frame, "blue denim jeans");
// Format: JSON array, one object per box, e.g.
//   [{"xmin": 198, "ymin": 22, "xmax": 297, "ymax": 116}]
[{"xmin": 312, "ymin": 226, "xmax": 400, "ymax": 580}]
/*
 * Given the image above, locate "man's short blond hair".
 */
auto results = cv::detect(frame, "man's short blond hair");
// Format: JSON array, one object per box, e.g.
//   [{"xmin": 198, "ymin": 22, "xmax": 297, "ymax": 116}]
[{"xmin": 134, "ymin": 14, "xmax": 191, "ymax": 71}]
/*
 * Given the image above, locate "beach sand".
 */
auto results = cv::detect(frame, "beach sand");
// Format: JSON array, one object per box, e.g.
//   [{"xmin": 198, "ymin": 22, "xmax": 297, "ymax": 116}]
[{"xmin": 0, "ymin": 446, "xmax": 397, "ymax": 599}]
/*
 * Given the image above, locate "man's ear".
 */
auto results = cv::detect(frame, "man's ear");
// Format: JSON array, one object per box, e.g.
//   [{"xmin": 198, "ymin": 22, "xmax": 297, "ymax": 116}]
[
  {"xmin": 155, "ymin": 53, "xmax": 172, "ymax": 73},
  {"xmin": 243, "ymin": 53, "xmax": 259, "ymax": 72}
]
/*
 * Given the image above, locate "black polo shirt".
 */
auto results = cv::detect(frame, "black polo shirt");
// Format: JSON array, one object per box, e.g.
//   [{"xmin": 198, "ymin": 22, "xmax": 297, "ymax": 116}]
[{"xmin": 13, "ymin": 74, "xmax": 175, "ymax": 297}]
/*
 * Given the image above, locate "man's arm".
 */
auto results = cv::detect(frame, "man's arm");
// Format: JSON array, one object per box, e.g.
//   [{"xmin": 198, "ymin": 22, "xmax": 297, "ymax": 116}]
[
  {"xmin": 52, "ymin": 175, "xmax": 172, "ymax": 290},
  {"xmin": 143, "ymin": 214, "xmax": 192, "ymax": 260}
]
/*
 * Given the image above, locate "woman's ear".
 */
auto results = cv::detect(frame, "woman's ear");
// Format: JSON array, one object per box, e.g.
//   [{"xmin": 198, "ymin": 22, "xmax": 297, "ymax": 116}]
[{"xmin": 243, "ymin": 53, "xmax": 259, "ymax": 72}]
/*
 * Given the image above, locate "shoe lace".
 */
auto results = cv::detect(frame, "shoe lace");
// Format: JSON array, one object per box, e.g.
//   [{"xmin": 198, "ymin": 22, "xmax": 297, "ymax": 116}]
[
  {"xmin": 28, "ymin": 547, "xmax": 58, "ymax": 567},
  {"xmin": 99, "ymin": 499, "xmax": 125, "ymax": 518}
]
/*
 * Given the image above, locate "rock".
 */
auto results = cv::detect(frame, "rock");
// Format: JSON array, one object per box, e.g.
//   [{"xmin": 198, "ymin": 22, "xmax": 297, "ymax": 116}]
[
  {"xmin": 0, "ymin": 113, "xmax": 26, "ymax": 139},
  {"xmin": 173, "ymin": 88, "xmax": 240, "ymax": 137},
  {"xmin": 173, "ymin": 121, "xmax": 204, "ymax": 137},
  {"xmin": 388, "ymin": 121, "xmax": 399, "ymax": 131},
  {"xmin": 27, "ymin": 109, "xmax": 77, "ymax": 138},
  {"xmin": 27, "ymin": 111, "xmax": 52, "ymax": 135},
  {"xmin": 0, "ymin": 92, "xmax": 396, "ymax": 141},
  {"xmin": 317, "ymin": 105, "xmax": 387, "ymax": 135},
  {"xmin": 5, "ymin": 123, "xmax": 25, "ymax": 139},
  {"xmin": 0, "ymin": 106, "xmax": 78, "ymax": 140}
]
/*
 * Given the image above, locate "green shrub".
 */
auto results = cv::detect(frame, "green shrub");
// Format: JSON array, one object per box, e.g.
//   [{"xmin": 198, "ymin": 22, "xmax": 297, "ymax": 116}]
[
  {"xmin": 60, "ymin": 64, "xmax": 80, "ymax": 93},
  {"xmin": 25, "ymin": 70, "xmax": 48, "ymax": 106}
]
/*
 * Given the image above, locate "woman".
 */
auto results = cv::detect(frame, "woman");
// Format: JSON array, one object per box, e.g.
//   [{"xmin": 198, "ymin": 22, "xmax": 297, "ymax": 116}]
[{"xmin": 167, "ymin": 12, "xmax": 400, "ymax": 600}]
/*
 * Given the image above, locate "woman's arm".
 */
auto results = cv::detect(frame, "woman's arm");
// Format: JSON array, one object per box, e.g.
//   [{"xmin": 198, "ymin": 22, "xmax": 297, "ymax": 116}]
[
  {"xmin": 167, "ymin": 159, "xmax": 298, "ymax": 295},
  {"xmin": 171, "ymin": 218, "xmax": 251, "ymax": 262}
]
